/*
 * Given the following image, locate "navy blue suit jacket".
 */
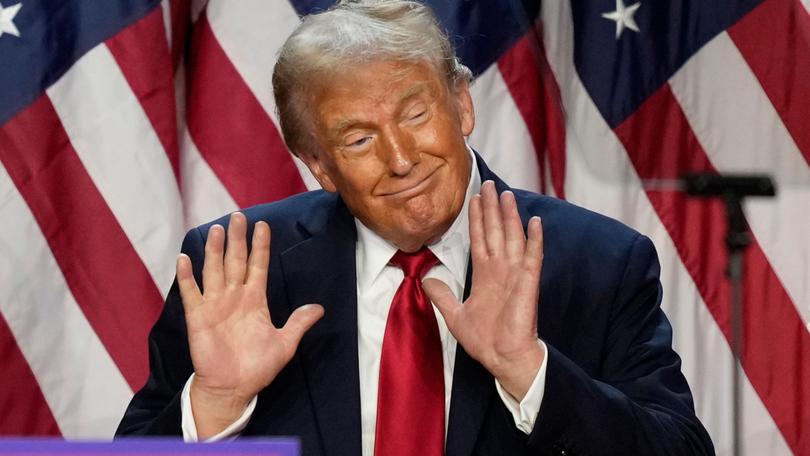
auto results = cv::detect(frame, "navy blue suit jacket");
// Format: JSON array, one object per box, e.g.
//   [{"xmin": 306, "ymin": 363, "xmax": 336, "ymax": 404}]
[{"xmin": 117, "ymin": 158, "xmax": 714, "ymax": 455}]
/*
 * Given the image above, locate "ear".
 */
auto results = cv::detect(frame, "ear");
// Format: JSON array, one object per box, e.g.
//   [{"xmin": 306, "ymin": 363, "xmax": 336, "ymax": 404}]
[
  {"xmin": 298, "ymin": 148, "xmax": 338, "ymax": 193},
  {"xmin": 453, "ymin": 79, "xmax": 475, "ymax": 136}
]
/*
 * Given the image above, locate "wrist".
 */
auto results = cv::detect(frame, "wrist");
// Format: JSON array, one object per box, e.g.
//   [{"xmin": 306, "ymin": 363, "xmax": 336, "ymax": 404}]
[
  {"xmin": 490, "ymin": 342, "xmax": 545, "ymax": 401},
  {"xmin": 190, "ymin": 378, "xmax": 252, "ymax": 438}
]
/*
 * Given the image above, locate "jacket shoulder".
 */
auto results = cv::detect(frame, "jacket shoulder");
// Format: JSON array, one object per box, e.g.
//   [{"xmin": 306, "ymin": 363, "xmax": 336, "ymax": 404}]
[
  {"xmin": 514, "ymin": 190, "xmax": 643, "ymax": 252},
  {"xmin": 188, "ymin": 190, "xmax": 337, "ymax": 253}
]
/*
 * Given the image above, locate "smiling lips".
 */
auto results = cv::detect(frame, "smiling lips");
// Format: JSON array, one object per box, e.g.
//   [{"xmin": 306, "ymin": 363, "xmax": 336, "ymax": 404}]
[{"xmin": 380, "ymin": 165, "xmax": 442, "ymax": 198}]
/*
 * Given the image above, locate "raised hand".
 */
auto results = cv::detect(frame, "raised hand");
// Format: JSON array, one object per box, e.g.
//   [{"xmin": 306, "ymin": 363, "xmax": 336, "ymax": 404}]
[
  {"xmin": 423, "ymin": 181, "xmax": 544, "ymax": 400},
  {"xmin": 176, "ymin": 212, "xmax": 324, "ymax": 438}
]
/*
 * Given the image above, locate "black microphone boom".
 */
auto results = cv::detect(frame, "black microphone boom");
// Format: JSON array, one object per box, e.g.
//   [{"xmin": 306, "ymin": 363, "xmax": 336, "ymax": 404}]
[
  {"xmin": 678, "ymin": 171, "xmax": 776, "ymax": 456},
  {"xmin": 681, "ymin": 172, "xmax": 776, "ymax": 198}
]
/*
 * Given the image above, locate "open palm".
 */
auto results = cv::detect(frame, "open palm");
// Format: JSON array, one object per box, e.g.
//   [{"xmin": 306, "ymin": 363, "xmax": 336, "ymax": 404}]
[
  {"xmin": 176, "ymin": 212, "xmax": 323, "ymax": 436},
  {"xmin": 424, "ymin": 181, "xmax": 544, "ymax": 400}
]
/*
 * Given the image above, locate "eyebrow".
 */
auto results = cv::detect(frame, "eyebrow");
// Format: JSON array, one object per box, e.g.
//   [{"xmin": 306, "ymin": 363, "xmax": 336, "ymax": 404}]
[
  {"xmin": 330, "ymin": 118, "xmax": 360, "ymax": 135},
  {"xmin": 329, "ymin": 82, "xmax": 434, "ymax": 135},
  {"xmin": 397, "ymin": 82, "xmax": 431, "ymax": 102}
]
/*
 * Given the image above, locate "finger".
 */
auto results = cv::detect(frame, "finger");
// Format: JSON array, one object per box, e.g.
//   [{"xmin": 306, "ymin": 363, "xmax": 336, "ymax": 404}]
[
  {"xmin": 500, "ymin": 191, "xmax": 525, "ymax": 260},
  {"xmin": 523, "ymin": 216, "xmax": 544, "ymax": 275},
  {"xmin": 422, "ymin": 278, "xmax": 462, "ymax": 332},
  {"xmin": 176, "ymin": 254, "xmax": 203, "ymax": 310},
  {"xmin": 508, "ymin": 217, "xmax": 544, "ymax": 323},
  {"xmin": 246, "ymin": 221, "xmax": 272, "ymax": 286},
  {"xmin": 202, "ymin": 225, "xmax": 225, "ymax": 293},
  {"xmin": 480, "ymin": 180, "xmax": 505, "ymax": 256},
  {"xmin": 279, "ymin": 304, "xmax": 325, "ymax": 350},
  {"xmin": 469, "ymin": 194, "xmax": 487, "ymax": 261},
  {"xmin": 224, "ymin": 212, "xmax": 248, "ymax": 287}
]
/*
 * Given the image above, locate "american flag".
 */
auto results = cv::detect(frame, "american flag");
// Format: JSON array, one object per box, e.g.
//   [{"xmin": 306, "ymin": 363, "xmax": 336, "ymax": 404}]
[{"xmin": 0, "ymin": 0, "xmax": 807, "ymax": 454}]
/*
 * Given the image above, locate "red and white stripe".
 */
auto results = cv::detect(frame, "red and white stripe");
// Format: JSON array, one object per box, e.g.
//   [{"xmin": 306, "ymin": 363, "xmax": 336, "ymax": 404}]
[
  {"xmin": 539, "ymin": 0, "xmax": 809, "ymax": 454},
  {"xmin": 0, "ymin": 2, "xmax": 807, "ymax": 453},
  {"xmin": 0, "ymin": 5, "xmax": 180, "ymax": 437},
  {"xmin": 0, "ymin": 164, "xmax": 130, "ymax": 438}
]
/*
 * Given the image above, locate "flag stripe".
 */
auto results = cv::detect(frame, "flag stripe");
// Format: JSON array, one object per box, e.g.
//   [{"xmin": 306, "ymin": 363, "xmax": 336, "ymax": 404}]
[
  {"xmin": 160, "ymin": 0, "xmax": 172, "ymax": 47},
  {"xmin": 727, "ymin": 0, "xmax": 810, "ymax": 168},
  {"xmin": 106, "ymin": 7, "xmax": 181, "ymax": 184},
  {"xmin": 614, "ymin": 84, "xmax": 810, "ymax": 455},
  {"xmin": 647, "ymin": 203, "xmax": 791, "ymax": 456},
  {"xmin": 180, "ymin": 128, "xmax": 239, "ymax": 228},
  {"xmin": 533, "ymin": 25, "xmax": 567, "ymax": 199},
  {"xmin": 0, "ymin": 316, "xmax": 61, "ymax": 436},
  {"xmin": 669, "ymin": 32, "xmax": 810, "ymax": 325},
  {"xmin": 544, "ymin": 71, "xmax": 790, "ymax": 456},
  {"xmin": 537, "ymin": 2, "xmax": 793, "ymax": 451},
  {"xmin": 467, "ymin": 65, "xmax": 540, "ymax": 192},
  {"xmin": 185, "ymin": 13, "xmax": 306, "ymax": 208},
  {"xmin": 171, "ymin": 59, "xmax": 239, "ymax": 228},
  {"xmin": 0, "ymin": 161, "xmax": 134, "ymax": 438},
  {"xmin": 0, "ymin": 96, "xmax": 162, "ymax": 390},
  {"xmin": 204, "ymin": 0, "xmax": 320, "ymax": 191},
  {"xmin": 46, "ymin": 44, "xmax": 185, "ymax": 298},
  {"xmin": 204, "ymin": 0, "xmax": 297, "ymax": 128},
  {"xmin": 496, "ymin": 28, "xmax": 567, "ymax": 198},
  {"xmin": 168, "ymin": 0, "xmax": 191, "ymax": 68}
]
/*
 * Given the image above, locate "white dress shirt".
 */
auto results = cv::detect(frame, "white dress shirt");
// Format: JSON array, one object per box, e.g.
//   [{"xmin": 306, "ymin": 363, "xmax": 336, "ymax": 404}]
[{"xmin": 180, "ymin": 150, "xmax": 548, "ymax": 452}]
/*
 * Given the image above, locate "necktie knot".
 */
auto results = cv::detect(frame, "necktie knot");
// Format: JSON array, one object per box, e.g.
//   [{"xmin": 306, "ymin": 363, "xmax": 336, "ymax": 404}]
[{"xmin": 390, "ymin": 247, "xmax": 439, "ymax": 279}]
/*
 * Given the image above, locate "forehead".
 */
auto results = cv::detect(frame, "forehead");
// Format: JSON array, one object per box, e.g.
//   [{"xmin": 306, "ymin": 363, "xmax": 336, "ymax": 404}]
[{"xmin": 310, "ymin": 60, "xmax": 448, "ymax": 127}]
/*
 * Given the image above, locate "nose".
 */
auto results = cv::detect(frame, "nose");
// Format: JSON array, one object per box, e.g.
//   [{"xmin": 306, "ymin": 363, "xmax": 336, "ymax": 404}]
[{"xmin": 380, "ymin": 126, "xmax": 419, "ymax": 176}]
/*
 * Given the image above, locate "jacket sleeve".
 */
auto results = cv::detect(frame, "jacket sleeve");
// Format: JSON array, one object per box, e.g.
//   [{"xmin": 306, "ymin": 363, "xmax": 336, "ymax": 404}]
[
  {"xmin": 526, "ymin": 234, "xmax": 714, "ymax": 455},
  {"xmin": 115, "ymin": 227, "xmax": 205, "ymax": 436}
]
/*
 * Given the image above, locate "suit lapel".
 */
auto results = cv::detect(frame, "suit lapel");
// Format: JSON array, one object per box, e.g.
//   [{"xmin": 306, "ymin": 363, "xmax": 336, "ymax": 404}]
[
  {"xmin": 278, "ymin": 156, "xmax": 517, "ymax": 456},
  {"xmin": 445, "ymin": 156, "xmax": 513, "ymax": 456},
  {"xmin": 446, "ymin": 258, "xmax": 494, "ymax": 456},
  {"xmin": 280, "ymin": 196, "xmax": 363, "ymax": 456}
]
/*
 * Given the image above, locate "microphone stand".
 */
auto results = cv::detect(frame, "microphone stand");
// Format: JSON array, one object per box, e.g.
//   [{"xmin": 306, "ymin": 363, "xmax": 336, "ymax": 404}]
[
  {"xmin": 501, "ymin": 4, "xmax": 779, "ymax": 453},
  {"xmin": 680, "ymin": 173, "xmax": 776, "ymax": 456}
]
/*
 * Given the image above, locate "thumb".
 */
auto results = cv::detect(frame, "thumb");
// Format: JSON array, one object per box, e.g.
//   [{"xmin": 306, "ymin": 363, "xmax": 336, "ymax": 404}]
[
  {"xmin": 281, "ymin": 304, "xmax": 325, "ymax": 347},
  {"xmin": 422, "ymin": 278, "xmax": 461, "ymax": 329}
]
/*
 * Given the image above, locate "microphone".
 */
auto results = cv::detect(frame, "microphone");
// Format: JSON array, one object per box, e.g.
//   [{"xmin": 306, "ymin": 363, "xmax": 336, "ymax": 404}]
[
  {"xmin": 681, "ymin": 173, "xmax": 776, "ymax": 198},
  {"xmin": 650, "ymin": 171, "xmax": 777, "ymax": 456},
  {"xmin": 642, "ymin": 173, "xmax": 776, "ymax": 198}
]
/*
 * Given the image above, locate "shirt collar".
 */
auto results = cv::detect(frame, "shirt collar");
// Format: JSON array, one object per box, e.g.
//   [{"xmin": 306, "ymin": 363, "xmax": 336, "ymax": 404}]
[{"xmin": 355, "ymin": 149, "xmax": 481, "ymax": 291}]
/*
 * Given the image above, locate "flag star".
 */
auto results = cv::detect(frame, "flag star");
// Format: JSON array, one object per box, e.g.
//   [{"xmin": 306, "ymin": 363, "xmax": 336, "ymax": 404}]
[
  {"xmin": 0, "ymin": 1, "xmax": 22, "ymax": 38},
  {"xmin": 602, "ymin": 0, "xmax": 641, "ymax": 39}
]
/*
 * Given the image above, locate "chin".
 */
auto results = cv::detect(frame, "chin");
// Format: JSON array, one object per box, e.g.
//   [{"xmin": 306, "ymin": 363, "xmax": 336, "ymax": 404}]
[
  {"xmin": 366, "ymin": 193, "xmax": 461, "ymax": 250},
  {"xmin": 397, "ymin": 215, "xmax": 452, "ymax": 249}
]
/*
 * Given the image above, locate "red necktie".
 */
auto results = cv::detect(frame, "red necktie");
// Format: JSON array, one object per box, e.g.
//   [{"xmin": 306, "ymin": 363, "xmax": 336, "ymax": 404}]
[{"xmin": 375, "ymin": 247, "xmax": 444, "ymax": 456}]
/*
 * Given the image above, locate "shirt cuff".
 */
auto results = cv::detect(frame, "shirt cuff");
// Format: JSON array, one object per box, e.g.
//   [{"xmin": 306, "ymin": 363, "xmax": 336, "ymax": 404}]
[
  {"xmin": 494, "ymin": 339, "xmax": 548, "ymax": 435},
  {"xmin": 180, "ymin": 373, "xmax": 258, "ymax": 441}
]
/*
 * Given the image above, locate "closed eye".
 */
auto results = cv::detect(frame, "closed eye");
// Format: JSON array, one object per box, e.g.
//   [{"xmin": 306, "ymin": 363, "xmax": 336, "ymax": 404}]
[
  {"xmin": 403, "ymin": 102, "xmax": 429, "ymax": 124},
  {"xmin": 409, "ymin": 110, "xmax": 426, "ymax": 120},
  {"xmin": 346, "ymin": 136, "xmax": 372, "ymax": 148}
]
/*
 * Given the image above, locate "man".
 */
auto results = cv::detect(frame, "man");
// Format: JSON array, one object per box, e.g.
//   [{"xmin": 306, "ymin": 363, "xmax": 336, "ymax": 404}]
[{"xmin": 117, "ymin": 1, "xmax": 714, "ymax": 455}]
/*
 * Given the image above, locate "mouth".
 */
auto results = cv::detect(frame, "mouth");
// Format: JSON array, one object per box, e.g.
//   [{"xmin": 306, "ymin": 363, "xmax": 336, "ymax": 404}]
[{"xmin": 380, "ymin": 166, "xmax": 442, "ymax": 199}]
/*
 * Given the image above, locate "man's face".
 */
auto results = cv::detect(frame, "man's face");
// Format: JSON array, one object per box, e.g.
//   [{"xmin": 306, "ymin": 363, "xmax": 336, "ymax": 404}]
[{"xmin": 300, "ymin": 60, "xmax": 475, "ymax": 252}]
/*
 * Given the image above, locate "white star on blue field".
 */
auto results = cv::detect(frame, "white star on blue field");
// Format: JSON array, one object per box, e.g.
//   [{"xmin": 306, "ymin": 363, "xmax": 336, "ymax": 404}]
[
  {"xmin": 0, "ymin": 2, "xmax": 22, "ymax": 38},
  {"xmin": 602, "ymin": 0, "xmax": 641, "ymax": 39}
]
